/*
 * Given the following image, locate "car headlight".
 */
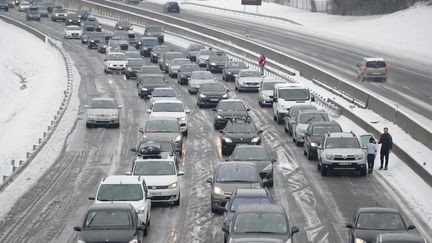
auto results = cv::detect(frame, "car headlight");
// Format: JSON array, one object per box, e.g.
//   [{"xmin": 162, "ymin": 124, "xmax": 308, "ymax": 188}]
[
  {"xmin": 143, "ymin": 47, "xmax": 148, "ymax": 50},
  {"xmin": 127, "ymin": 67, "xmax": 133, "ymax": 72},
  {"xmin": 90, "ymin": 40, "xmax": 94, "ymax": 42},
  {"xmin": 227, "ymin": 71, "xmax": 232, "ymax": 75},
  {"xmin": 239, "ymin": 81, "xmax": 244, "ymax": 85},
  {"xmin": 98, "ymin": 25, "xmax": 102, "ymax": 28},
  {"xmin": 310, "ymin": 142, "xmax": 319, "ymax": 147},
  {"xmin": 78, "ymin": 240, "xmax": 86, "ymax": 243},
  {"xmin": 78, "ymin": 20, "xmax": 81, "ymax": 22},
  {"xmin": 199, "ymin": 94, "xmax": 206, "ymax": 98},
  {"xmin": 111, "ymin": 113, "xmax": 118, "ymax": 118},
  {"xmin": 325, "ymin": 154, "xmax": 334, "ymax": 160},
  {"xmin": 168, "ymin": 182, "xmax": 177, "ymax": 189},
  {"xmin": 216, "ymin": 115, "xmax": 223, "ymax": 120},
  {"xmin": 263, "ymin": 163, "xmax": 273, "ymax": 172},
  {"xmin": 354, "ymin": 239, "xmax": 367, "ymax": 243},
  {"xmin": 223, "ymin": 137, "xmax": 232, "ymax": 143},
  {"xmin": 68, "ymin": 19, "xmax": 72, "ymax": 22},
  {"xmin": 128, "ymin": 239, "xmax": 139, "ymax": 243},
  {"xmin": 174, "ymin": 135, "xmax": 181, "ymax": 143},
  {"xmin": 222, "ymin": 93, "xmax": 228, "ymax": 98},
  {"xmin": 136, "ymin": 206, "xmax": 145, "ymax": 214},
  {"xmin": 118, "ymin": 26, "xmax": 123, "ymax": 29},
  {"xmin": 178, "ymin": 117, "xmax": 186, "ymax": 121},
  {"xmin": 214, "ymin": 186, "xmax": 224, "ymax": 195},
  {"xmin": 141, "ymin": 87, "xmax": 148, "ymax": 91},
  {"xmin": 87, "ymin": 113, "xmax": 95, "ymax": 117},
  {"xmin": 210, "ymin": 62, "xmax": 217, "ymax": 66},
  {"xmin": 251, "ymin": 136, "xmax": 260, "ymax": 143},
  {"xmin": 355, "ymin": 154, "xmax": 364, "ymax": 160}
]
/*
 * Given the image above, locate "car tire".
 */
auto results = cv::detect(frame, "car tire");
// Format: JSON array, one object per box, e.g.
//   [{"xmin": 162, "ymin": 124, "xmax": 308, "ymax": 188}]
[
  {"xmin": 276, "ymin": 113, "xmax": 283, "ymax": 124},
  {"xmin": 86, "ymin": 123, "xmax": 92, "ymax": 128},
  {"xmin": 360, "ymin": 167, "xmax": 367, "ymax": 177},
  {"xmin": 317, "ymin": 160, "xmax": 321, "ymax": 171},
  {"xmin": 307, "ymin": 149, "xmax": 314, "ymax": 160},
  {"xmin": 173, "ymin": 194, "xmax": 180, "ymax": 206},
  {"xmin": 183, "ymin": 130, "xmax": 188, "ymax": 137},
  {"xmin": 221, "ymin": 147, "xmax": 228, "ymax": 155},
  {"xmin": 210, "ymin": 199, "xmax": 217, "ymax": 213},
  {"xmin": 266, "ymin": 180, "xmax": 274, "ymax": 187},
  {"xmin": 143, "ymin": 224, "xmax": 148, "ymax": 236},
  {"xmin": 295, "ymin": 140, "xmax": 302, "ymax": 147},
  {"xmin": 321, "ymin": 166, "xmax": 327, "ymax": 176},
  {"xmin": 284, "ymin": 126, "xmax": 288, "ymax": 134}
]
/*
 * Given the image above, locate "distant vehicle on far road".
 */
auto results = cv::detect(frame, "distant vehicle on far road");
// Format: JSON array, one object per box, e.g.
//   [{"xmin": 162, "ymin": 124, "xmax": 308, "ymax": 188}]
[{"xmin": 356, "ymin": 57, "xmax": 388, "ymax": 82}]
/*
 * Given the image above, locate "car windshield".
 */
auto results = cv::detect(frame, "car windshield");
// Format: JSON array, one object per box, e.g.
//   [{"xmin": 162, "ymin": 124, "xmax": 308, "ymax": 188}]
[
  {"xmin": 325, "ymin": 137, "xmax": 360, "ymax": 149},
  {"xmin": 68, "ymin": 14, "xmax": 78, "ymax": 18},
  {"xmin": 133, "ymin": 161, "xmax": 176, "ymax": 175},
  {"xmin": 89, "ymin": 99, "xmax": 116, "ymax": 109},
  {"xmin": 172, "ymin": 59, "xmax": 190, "ymax": 65},
  {"xmin": 128, "ymin": 33, "xmax": 136, "ymax": 38},
  {"xmin": 312, "ymin": 125, "xmax": 342, "ymax": 135},
  {"xmin": 199, "ymin": 50, "xmax": 214, "ymax": 56},
  {"xmin": 290, "ymin": 106, "xmax": 317, "ymax": 116},
  {"xmin": 142, "ymin": 76, "xmax": 165, "ymax": 84},
  {"xmin": 84, "ymin": 209, "xmax": 132, "ymax": 228},
  {"xmin": 201, "ymin": 83, "xmax": 225, "ymax": 92},
  {"xmin": 232, "ymin": 147, "xmax": 270, "ymax": 161},
  {"xmin": 366, "ymin": 61, "xmax": 386, "ymax": 68},
  {"xmin": 125, "ymin": 53, "xmax": 141, "ymax": 59},
  {"xmin": 97, "ymin": 184, "xmax": 143, "ymax": 201},
  {"xmin": 226, "ymin": 62, "xmax": 247, "ymax": 69},
  {"xmin": 139, "ymin": 66, "xmax": 161, "ymax": 74},
  {"xmin": 356, "ymin": 212, "xmax": 406, "ymax": 230},
  {"xmin": 279, "ymin": 89, "xmax": 310, "ymax": 101},
  {"xmin": 216, "ymin": 164, "xmax": 259, "ymax": 183},
  {"xmin": 145, "ymin": 120, "xmax": 179, "ymax": 133},
  {"xmin": 230, "ymin": 197, "xmax": 272, "ymax": 212},
  {"xmin": 108, "ymin": 53, "xmax": 126, "ymax": 61},
  {"xmin": 240, "ymin": 70, "xmax": 261, "ymax": 77},
  {"xmin": 142, "ymin": 39, "xmax": 158, "ymax": 45},
  {"xmin": 218, "ymin": 102, "xmax": 246, "ymax": 111},
  {"xmin": 191, "ymin": 72, "xmax": 214, "ymax": 80},
  {"xmin": 145, "ymin": 27, "xmax": 161, "ymax": 34},
  {"xmin": 233, "ymin": 213, "xmax": 288, "ymax": 234},
  {"xmin": 139, "ymin": 141, "xmax": 173, "ymax": 153},
  {"xmin": 153, "ymin": 46, "xmax": 170, "ymax": 53},
  {"xmin": 188, "ymin": 44, "xmax": 204, "ymax": 51},
  {"xmin": 263, "ymin": 81, "xmax": 284, "ymax": 90},
  {"xmin": 181, "ymin": 64, "xmax": 200, "ymax": 72},
  {"xmin": 164, "ymin": 53, "xmax": 183, "ymax": 60},
  {"xmin": 37, "ymin": 5, "xmax": 47, "ymax": 10},
  {"xmin": 29, "ymin": 8, "xmax": 39, "ymax": 13},
  {"xmin": 298, "ymin": 113, "xmax": 329, "ymax": 124},
  {"xmin": 128, "ymin": 59, "xmax": 145, "ymax": 66},
  {"xmin": 153, "ymin": 103, "xmax": 184, "ymax": 112},
  {"xmin": 152, "ymin": 89, "xmax": 176, "ymax": 97},
  {"xmin": 226, "ymin": 123, "xmax": 257, "ymax": 134},
  {"xmin": 210, "ymin": 55, "xmax": 229, "ymax": 61}
]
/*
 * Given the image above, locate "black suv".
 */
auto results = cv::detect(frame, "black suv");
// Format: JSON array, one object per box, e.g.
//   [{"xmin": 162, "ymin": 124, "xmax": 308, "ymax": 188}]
[
  {"xmin": 213, "ymin": 99, "xmax": 250, "ymax": 130},
  {"xmin": 65, "ymin": 13, "xmax": 80, "ymax": 26},
  {"xmin": 207, "ymin": 51, "xmax": 230, "ymax": 73},
  {"xmin": 115, "ymin": 20, "xmax": 132, "ymax": 31},
  {"xmin": 150, "ymin": 45, "xmax": 170, "ymax": 63},
  {"xmin": 177, "ymin": 63, "xmax": 200, "ymax": 85},
  {"xmin": 219, "ymin": 120, "xmax": 263, "ymax": 155},
  {"xmin": 222, "ymin": 61, "xmax": 247, "ymax": 81},
  {"xmin": 143, "ymin": 26, "xmax": 164, "ymax": 43},
  {"xmin": 163, "ymin": 1, "xmax": 180, "ymax": 13},
  {"xmin": 0, "ymin": 0, "xmax": 9, "ymax": 11},
  {"xmin": 137, "ymin": 74, "xmax": 167, "ymax": 98},
  {"xmin": 84, "ymin": 17, "xmax": 102, "ymax": 32},
  {"xmin": 197, "ymin": 82, "xmax": 228, "ymax": 108},
  {"xmin": 74, "ymin": 203, "xmax": 146, "ymax": 243},
  {"xmin": 303, "ymin": 121, "xmax": 342, "ymax": 160},
  {"xmin": 26, "ymin": 6, "xmax": 41, "ymax": 21}
]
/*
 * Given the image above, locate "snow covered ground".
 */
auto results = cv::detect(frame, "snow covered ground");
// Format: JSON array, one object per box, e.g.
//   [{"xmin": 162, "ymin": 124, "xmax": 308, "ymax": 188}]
[{"xmin": 0, "ymin": 20, "xmax": 68, "ymax": 178}]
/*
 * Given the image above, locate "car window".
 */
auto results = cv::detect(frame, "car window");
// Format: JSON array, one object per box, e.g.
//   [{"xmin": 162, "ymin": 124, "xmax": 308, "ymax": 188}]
[
  {"xmin": 233, "ymin": 213, "xmax": 288, "ymax": 234},
  {"xmin": 128, "ymin": 59, "xmax": 145, "ymax": 66},
  {"xmin": 181, "ymin": 65, "xmax": 200, "ymax": 72},
  {"xmin": 356, "ymin": 212, "xmax": 406, "ymax": 230},
  {"xmin": 278, "ymin": 89, "xmax": 310, "ymax": 101},
  {"xmin": 290, "ymin": 106, "xmax": 317, "ymax": 116},
  {"xmin": 153, "ymin": 103, "xmax": 184, "ymax": 112},
  {"xmin": 262, "ymin": 81, "xmax": 284, "ymax": 90},
  {"xmin": 199, "ymin": 50, "xmax": 215, "ymax": 56},
  {"xmin": 145, "ymin": 120, "xmax": 179, "ymax": 133},
  {"xmin": 325, "ymin": 137, "xmax": 360, "ymax": 149},
  {"xmin": 239, "ymin": 70, "xmax": 261, "ymax": 77},
  {"xmin": 140, "ymin": 66, "xmax": 161, "ymax": 73},
  {"xmin": 230, "ymin": 197, "xmax": 272, "ymax": 212},
  {"xmin": 201, "ymin": 83, "xmax": 225, "ymax": 92},
  {"xmin": 142, "ymin": 39, "xmax": 158, "ymax": 45},
  {"xmin": 134, "ymin": 161, "xmax": 176, "ymax": 175},
  {"xmin": 89, "ymin": 99, "xmax": 117, "ymax": 109},
  {"xmin": 218, "ymin": 102, "xmax": 246, "ymax": 111},
  {"xmin": 172, "ymin": 59, "xmax": 190, "ymax": 65},
  {"xmin": 142, "ymin": 76, "xmax": 165, "ymax": 84},
  {"xmin": 108, "ymin": 53, "xmax": 126, "ymax": 61},
  {"xmin": 225, "ymin": 123, "xmax": 257, "ymax": 133},
  {"xmin": 297, "ymin": 113, "xmax": 329, "ymax": 124},
  {"xmin": 366, "ymin": 61, "xmax": 386, "ymax": 68},
  {"xmin": 145, "ymin": 27, "xmax": 162, "ymax": 34},
  {"xmin": 312, "ymin": 125, "xmax": 342, "ymax": 135},
  {"xmin": 97, "ymin": 184, "xmax": 143, "ymax": 201},
  {"xmin": 164, "ymin": 53, "xmax": 183, "ymax": 60},
  {"xmin": 128, "ymin": 33, "xmax": 136, "ymax": 38},
  {"xmin": 84, "ymin": 209, "xmax": 132, "ymax": 228},
  {"xmin": 152, "ymin": 89, "xmax": 176, "ymax": 97},
  {"xmin": 216, "ymin": 164, "xmax": 259, "ymax": 183},
  {"xmin": 232, "ymin": 147, "xmax": 270, "ymax": 161},
  {"xmin": 210, "ymin": 55, "xmax": 229, "ymax": 61},
  {"xmin": 67, "ymin": 26, "xmax": 81, "ymax": 31},
  {"xmin": 139, "ymin": 141, "xmax": 173, "ymax": 153},
  {"xmin": 226, "ymin": 62, "xmax": 247, "ymax": 69},
  {"xmin": 191, "ymin": 72, "xmax": 214, "ymax": 79}
]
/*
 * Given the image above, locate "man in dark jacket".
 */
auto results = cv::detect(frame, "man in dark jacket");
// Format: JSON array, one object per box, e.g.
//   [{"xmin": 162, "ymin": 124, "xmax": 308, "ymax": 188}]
[{"xmin": 378, "ymin": 127, "xmax": 393, "ymax": 170}]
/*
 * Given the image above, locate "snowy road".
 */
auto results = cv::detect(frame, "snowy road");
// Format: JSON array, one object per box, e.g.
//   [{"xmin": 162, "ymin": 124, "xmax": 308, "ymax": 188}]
[{"xmin": 0, "ymin": 8, "xmax": 431, "ymax": 243}]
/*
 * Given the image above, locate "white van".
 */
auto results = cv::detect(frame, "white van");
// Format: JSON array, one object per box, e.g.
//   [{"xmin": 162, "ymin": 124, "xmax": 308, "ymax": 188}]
[{"xmin": 272, "ymin": 83, "xmax": 314, "ymax": 124}]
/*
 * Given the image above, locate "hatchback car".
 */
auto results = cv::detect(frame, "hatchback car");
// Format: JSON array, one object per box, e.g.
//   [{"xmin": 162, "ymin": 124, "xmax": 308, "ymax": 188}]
[
  {"xmin": 235, "ymin": 69, "xmax": 263, "ymax": 92},
  {"xmin": 283, "ymin": 105, "xmax": 317, "ymax": 136},
  {"xmin": 207, "ymin": 51, "xmax": 230, "ymax": 73},
  {"xmin": 186, "ymin": 43, "xmax": 205, "ymax": 61},
  {"xmin": 64, "ymin": 25, "xmax": 83, "ymax": 39},
  {"xmin": 140, "ymin": 117, "xmax": 183, "ymax": 153},
  {"xmin": 230, "ymin": 145, "xmax": 275, "ymax": 186},
  {"xmin": 197, "ymin": 49, "xmax": 216, "ymax": 67},
  {"xmin": 188, "ymin": 71, "xmax": 216, "ymax": 94},
  {"xmin": 258, "ymin": 78, "xmax": 286, "ymax": 107},
  {"xmin": 143, "ymin": 26, "xmax": 164, "ymax": 43},
  {"xmin": 26, "ymin": 6, "xmax": 41, "ymax": 21},
  {"xmin": 206, "ymin": 162, "xmax": 262, "ymax": 213},
  {"xmin": 115, "ymin": 20, "xmax": 132, "ymax": 31},
  {"xmin": 346, "ymin": 207, "xmax": 417, "ymax": 243},
  {"xmin": 104, "ymin": 52, "xmax": 128, "ymax": 74},
  {"xmin": 73, "ymin": 203, "xmax": 146, "ymax": 243},
  {"xmin": 35, "ymin": 4, "xmax": 48, "ymax": 17},
  {"xmin": 137, "ymin": 65, "xmax": 164, "ymax": 77},
  {"xmin": 147, "ymin": 100, "xmax": 190, "ymax": 136},
  {"xmin": 85, "ymin": 97, "xmax": 122, "ymax": 128},
  {"xmin": 150, "ymin": 87, "xmax": 179, "ymax": 106},
  {"xmin": 292, "ymin": 110, "xmax": 330, "ymax": 146},
  {"xmin": 177, "ymin": 63, "xmax": 200, "ymax": 85},
  {"xmin": 213, "ymin": 99, "xmax": 250, "ymax": 130},
  {"xmin": 219, "ymin": 120, "xmax": 263, "ymax": 155},
  {"xmin": 303, "ymin": 121, "xmax": 342, "ymax": 160},
  {"xmin": 197, "ymin": 82, "xmax": 228, "ymax": 108},
  {"xmin": 124, "ymin": 58, "xmax": 145, "ymax": 80},
  {"xmin": 51, "ymin": 8, "xmax": 66, "ymax": 22},
  {"xmin": 163, "ymin": 1, "xmax": 180, "ymax": 13},
  {"xmin": 160, "ymin": 51, "xmax": 184, "ymax": 73},
  {"xmin": 150, "ymin": 45, "xmax": 170, "ymax": 63},
  {"xmin": 356, "ymin": 57, "xmax": 388, "ymax": 82},
  {"xmin": 222, "ymin": 61, "xmax": 248, "ymax": 82},
  {"xmin": 84, "ymin": 17, "xmax": 102, "ymax": 32},
  {"xmin": 138, "ymin": 37, "xmax": 159, "ymax": 57},
  {"xmin": 168, "ymin": 58, "xmax": 191, "ymax": 78},
  {"xmin": 137, "ymin": 74, "xmax": 167, "ymax": 98}
]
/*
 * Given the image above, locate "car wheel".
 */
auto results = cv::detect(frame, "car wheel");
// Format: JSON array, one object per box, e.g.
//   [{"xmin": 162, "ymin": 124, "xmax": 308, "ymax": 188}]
[
  {"xmin": 295, "ymin": 140, "xmax": 302, "ymax": 147},
  {"xmin": 284, "ymin": 126, "xmax": 288, "ymax": 134},
  {"xmin": 266, "ymin": 180, "xmax": 274, "ymax": 187},
  {"xmin": 307, "ymin": 149, "xmax": 314, "ymax": 160},
  {"xmin": 173, "ymin": 194, "xmax": 180, "ymax": 206},
  {"xmin": 360, "ymin": 167, "xmax": 367, "ymax": 177},
  {"xmin": 317, "ymin": 160, "xmax": 321, "ymax": 170},
  {"xmin": 273, "ymin": 114, "xmax": 277, "ymax": 121},
  {"xmin": 86, "ymin": 123, "xmax": 92, "ymax": 128},
  {"xmin": 210, "ymin": 199, "xmax": 217, "ymax": 213},
  {"xmin": 321, "ymin": 166, "xmax": 327, "ymax": 176},
  {"xmin": 183, "ymin": 130, "xmax": 188, "ymax": 137},
  {"xmin": 276, "ymin": 113, "xmax": 283, "ymax": 124},
  {"xmin": 143, "ymin": 224, "xmax": 148, "ymax": 236}
]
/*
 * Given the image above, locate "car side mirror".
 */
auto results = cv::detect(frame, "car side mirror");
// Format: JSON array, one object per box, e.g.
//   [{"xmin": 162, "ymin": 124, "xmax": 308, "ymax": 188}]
[
  {"xmin": 291, "ymin": 226, "xmax": 299, "ymax": 234},
  {"xmin": 206, "ymin": 177, "xmax": 213, "ymax": 184},
  {"xmin": 221, "ymin": 225, "xmax": 229, "ymax": 233},
  {"xmin": 185, "ymin": 109, "xmax": 191, "ymax": 114},
  {"xmin": 217, "ymin": 206, "xmax": 227, "ymax": 214},
  {"xmin": 311, "ymin": 96, "xmax": 315, "ymax": 102},
  {"xmin": 258, "ymin": 129, "xmax": 264, "ymax": 134},
  {"xmin": 345, "ymin": 223, "xmax": 353, "ymax": 229},
  {"xmin": 88, "ymin": 196, "xmax": 95, "ymax": 200},
  {"xmin": 73, "ymin": 226, "xmax": 81, "ymax": 232},
  {"xmin": 177, "ymin": 171, "xmax": 185, "ymax": 176},
  {"xmin": 139, "ymin": 128, "xmax": 144, "ymax": 134},
  {"xmin": 130, "ymin": 148, "xmax": 137, "ymax": 152},
  {"xmin": 246, "ymin": 108, "xmax": 250, "ymax": 111},
  {"xmin": 147, "ymin": 109, "xmax": 151, "ymax": 113},
  {"xmin": 407, "ymin": 224, "xmax": 416, "ymax": 230}
]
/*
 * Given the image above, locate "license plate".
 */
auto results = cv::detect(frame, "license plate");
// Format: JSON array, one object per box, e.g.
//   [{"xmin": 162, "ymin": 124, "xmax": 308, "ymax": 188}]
[
  {"xmin": 149, "ymin": 192, "xmax": 162, "ymax": 196},
  {"xmin": 339, "ymin": 162, "xmax": 352, "ymax": 165},
  {"xmin": 210, "ymin": 99, "xmax": 219, "ymax": 102}
]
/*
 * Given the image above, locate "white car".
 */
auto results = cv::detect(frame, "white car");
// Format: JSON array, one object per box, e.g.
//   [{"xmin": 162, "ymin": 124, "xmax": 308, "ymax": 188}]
[
  {"xmin": 18, "ymin": 1, "xmax": 31, "ymax": 11},
  {"xmin": 168, "ymin": 58, "xmax": 191, "ymax": 78},
  {"xmin": 85, "ymin": 97, "xmax": 122, "ymax": 128},
  {"xmin": 197, "ymin": 49, "xmax": 215, "ymax": 67},
  {"xmin": 90, "ymin": 175, "xmax": 151, "ymax": 233},
  {"xmin": 235, "ymin": 69, "xmax": 263, "ymax": 92},
  {"xmin": 104, "ymin": 52, "xmax": 128, "ymax": 74},
  {"xmin": 147, "ymin": 99, "xmax": 190, "ymax": 136},
  {"xmin": 130, "ymin": 158, "xmax": 184, "ymax": 205},
  {"xmin": 292, "ymin": 110, "xmax": 329, "ymax": 146},
  {"xmin": 188, "ymin": 70, "xmax": 216, "ymax": 94},
  {"xmin": 272, "ymin": 83, "xmax": 313, "ymax": 124},
  {"xmin": 258, "ymin": 78, "xmax": 286, "ymax": 107},
  {"xmin": 149, "ymin": 87, "xmax": 179, "ymax": 106},
  {"xmin": 63, "ymin": 25, "xmax": 83, "ymax": 39}
]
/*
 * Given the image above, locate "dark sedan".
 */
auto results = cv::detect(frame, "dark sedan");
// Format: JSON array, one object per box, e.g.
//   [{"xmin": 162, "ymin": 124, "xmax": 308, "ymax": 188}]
[
  {"xmin": 150, "ymin": 45, "xmax": 170, "ymax": 63},
  {"xmin": 346, "ymin": 207, "xmax": 417, "ymax": 243},
  {"xmin": 219, "ymin": 120, "xmax": 263, "ymax": 155},
  {"xmin": 186, "ymin": 43, "xmax": 205, "ymax": 62},
  {"xmin": 65, "ymin": 13, "xmax": 81, "ymax": 26},
  {"xmin": 197, "ymin": 82, "xmax": 228, "ymax": 108},
  {"xmin": 303, "ymin": 121, "xmax": 342, "ymax": 160},
  {"xmin": 207, "ymin": 52, "xmax": 230, "ymax": 73},
  {"xmin": 137, "ymin": 74, "xmax": 167, "ymax": 98},
  {"xmin": 125, "ymin": 58, "xmax": 145, "ymax": 80},
  {"xmin": 177, "ymin": 63, "xmax": 200, "ymax": 85},
  {"xmin": 223, "ymin": 61, "xmax": 247, "ymax": 81},
  {"xmin": 163, "ymin": 1, "xmax": 180, "ymax": 13},
  {"xmin": 213, "ymin": 99, "xmax": 250, "ymax": 130}
]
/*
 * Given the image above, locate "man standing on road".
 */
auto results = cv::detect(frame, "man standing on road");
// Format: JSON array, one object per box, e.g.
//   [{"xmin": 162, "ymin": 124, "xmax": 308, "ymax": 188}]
[
  {"xmin": 258, "ymin": 53, "xmax": 266, "ymax": 76},
  {"xmin": 378, "ymin": 127, "xmax": 393, "ymax": 170}
]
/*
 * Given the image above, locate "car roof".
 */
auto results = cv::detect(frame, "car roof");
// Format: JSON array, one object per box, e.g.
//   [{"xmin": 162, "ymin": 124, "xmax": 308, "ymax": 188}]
[
  {"xmin": 88, "ymin": 203, "xmax": 133, "ymax": 211},
  {"xmin": 234, "ymin": 188, "xmax": 269, "ymax": 197},
  {"xmin": 326, "ymin": 132, "xmax": 357, "ymax": 138},
  {"xmin": 364, "ymin": 57, "xmax": 385, "ymax": 62},
  {"xmin": 236, "ymin": 204, "xmax": 285, "ymax": 214},
  {"xmin": 218, "ymin": 161, "xmax": 256, "ymax": 168},
  {"xmin": 274, "ymin": 83, "xmax": 306, "ymax": 89},
  {"xmin": 378, "ymin": 232, "xmax": 425, "ymax": 242},
  {"xmin": 101, "ymin": 175, "xmax": 143, "ymax": 185},
  {"xmin": 154, "ymin": 87, "xmax": 175, "ymax": 91},
  {"xmin": 152, "ymin": 99, "xmax": 183, "ymax": 104},
  {"xmin": 357, "ymin": 207, "xmax": 401, "ymax": 214},
  {"xmin": 308, "ymin": 121, "xmax": 340, "ymax": 127}
]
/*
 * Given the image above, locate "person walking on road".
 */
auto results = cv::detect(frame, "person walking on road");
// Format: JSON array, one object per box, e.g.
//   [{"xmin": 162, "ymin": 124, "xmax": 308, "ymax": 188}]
[
  {"xmin": 378, "ymin": 127, "xmax": 393, "ymax": 170},
  {"xmin": 258, "ymin": 53, "xmax": 266, "ymax": 76},
  {"xmin": 367, "ymin": 137, "xmax": 377, "ymax": 174}
]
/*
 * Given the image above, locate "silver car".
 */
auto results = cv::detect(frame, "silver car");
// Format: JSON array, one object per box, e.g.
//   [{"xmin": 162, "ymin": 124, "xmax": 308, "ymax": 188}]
[
  {"xmin": 85, "ymin": 97, "xmax": 122, "ymax": 128},
  {"xmin": 188, "ymin": 71, "xmax": 216, "ymax": 94},
  {"xmin": 258, "ymin": 78, "xmax": 286, "ymax": 107},
  {"xmin": 356, "ymin": 57, "xmax": 388, "ymax": 82},
  {"xmin": 168, "ymin": 58, "xmax": 191, "ymax": 78},
  {"xmin": 235, "ymin": 69, "xmax": 262, "ymax": 92}
]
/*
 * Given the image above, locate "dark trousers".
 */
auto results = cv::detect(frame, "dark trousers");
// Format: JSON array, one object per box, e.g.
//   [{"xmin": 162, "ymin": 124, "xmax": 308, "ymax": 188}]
[
  {"xmin": 367, "ymin": 154, "xmax": 375, "ymax": 171},
  {"xmin": 380, "ymin": 150, "xmax": 389, "ymax": 168}
]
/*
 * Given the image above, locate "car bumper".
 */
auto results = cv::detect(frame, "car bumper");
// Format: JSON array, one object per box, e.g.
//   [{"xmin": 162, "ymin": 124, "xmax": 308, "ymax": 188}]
[
  {"xmin": 86, "ymin": 118, "xmax": 119, "ymax": 125},
  {"xmin": 260, "ymin": 97, "xmax": 273, "ymax": 105},
  {"xmin": 188, "ymin": 86, "xmax": 199, "ymax": 94},
  {"xmin": 321, "ymin": 159, "xmax": 366, "ymax": 170},
  {"xmin": 65, "ymin": 33, "xmax": 82, "ymax": 39},
  {"xmin": 214, "ymin": 119, "xmax": 227, "ymax": 129},
  {"xmin": 148, "ymin": 188, "xmax": 179, "ymax": 203},
  {"xmin": 238, "ymin": 84, "xmax": 260, "ymax": 91},
  {"xmin": 208, "ymin": 65, "xmax": 224, "ymax": 72},
  {"xmin": 198, "ymin": 97, "xmax": 225, "ymax": 107}
]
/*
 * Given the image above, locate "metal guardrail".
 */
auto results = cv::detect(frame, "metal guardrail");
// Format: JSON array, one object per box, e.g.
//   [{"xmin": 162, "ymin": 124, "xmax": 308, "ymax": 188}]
[
  {"xmin": 0, "ymin": 15, "xmax": 75, "ymax": 192},
  {"xmin": 55, "ymin": 0, "xmax": 432, "ymax": 186}
]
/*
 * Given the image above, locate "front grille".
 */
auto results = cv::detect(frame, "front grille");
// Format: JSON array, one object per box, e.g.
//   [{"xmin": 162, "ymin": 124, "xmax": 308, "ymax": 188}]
[
  {"xmin": 152, "ymin": 195, "xmax": 174, "ymax": 200},
  {"xmin": 149, "ymin": 185, "xmax": 169, "ymax": 189},
  {"xmin": 334, "ymin": 155, "xmax": 356, "ymax": 161},
  {"xmin": 245, "ymin": 82, "xmax": 259, "ymax": 86}
]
